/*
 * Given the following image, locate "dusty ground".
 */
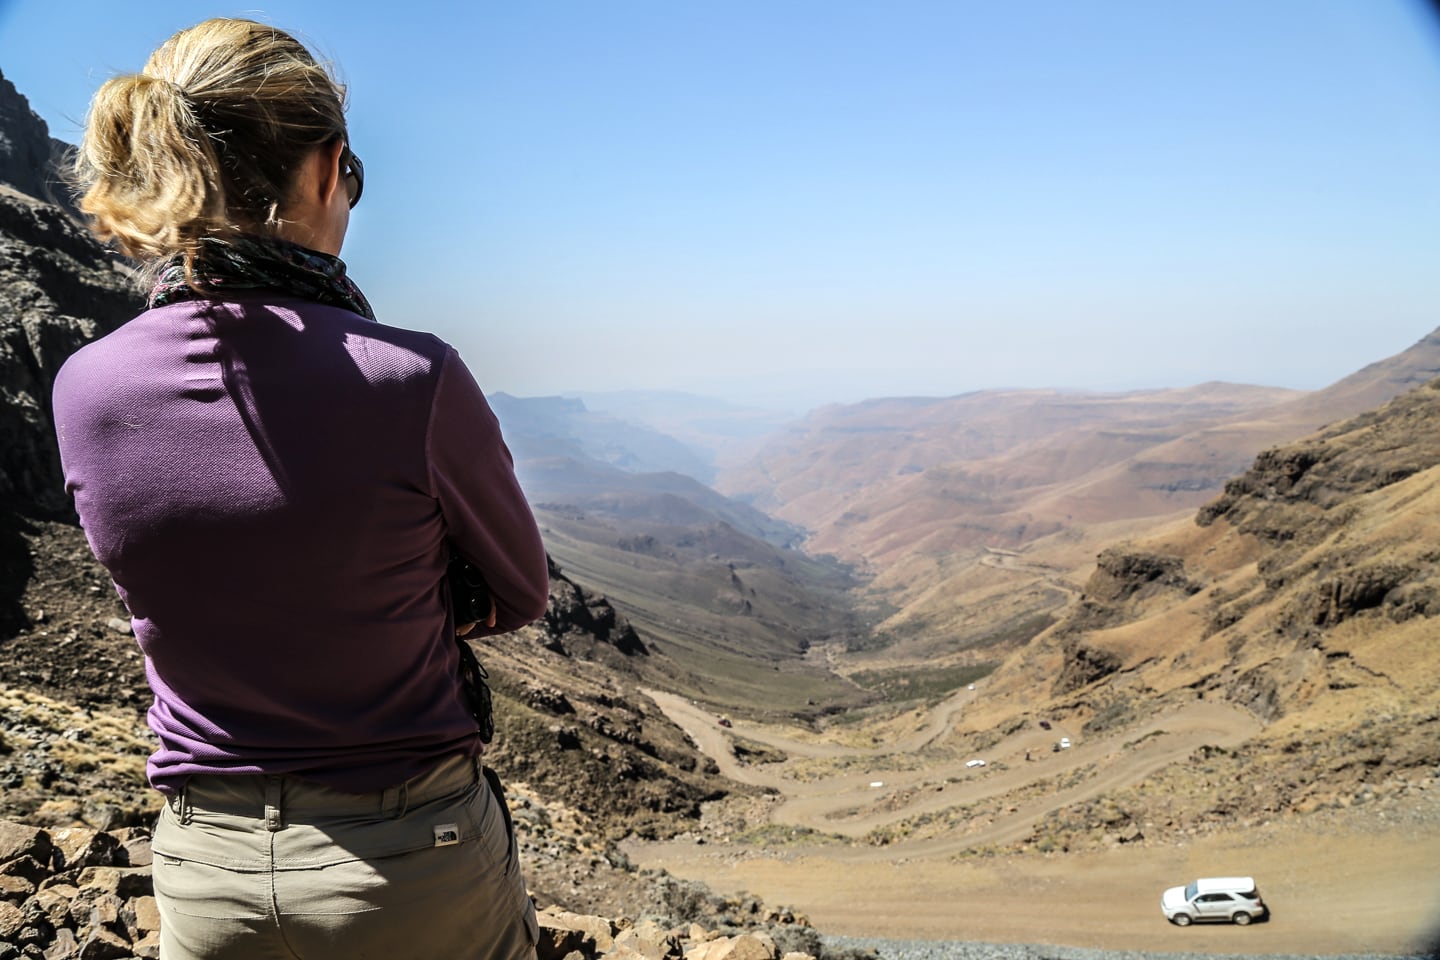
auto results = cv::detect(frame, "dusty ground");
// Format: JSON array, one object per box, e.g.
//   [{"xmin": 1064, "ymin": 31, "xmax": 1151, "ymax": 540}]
[
  {"xmin": 629, "ymin": 818, "xmax": 1440, "ymax": 955},
  {"xmin": 626, "ymin": 691, "xmax": 1440, "ymax": 956}
]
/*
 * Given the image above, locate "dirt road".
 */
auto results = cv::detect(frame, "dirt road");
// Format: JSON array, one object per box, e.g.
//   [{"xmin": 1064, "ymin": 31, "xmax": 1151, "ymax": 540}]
[
  {"xmin": 628, "ymin": 821, "xmax": 1440, "ymax": 955},
  {"xmin": 644, "ymin": 689, "xmax": 1260, "ymax": 848},
  {"xmin": 633, "ymin": 689, "xmax": 1440, "ymax": 955}
]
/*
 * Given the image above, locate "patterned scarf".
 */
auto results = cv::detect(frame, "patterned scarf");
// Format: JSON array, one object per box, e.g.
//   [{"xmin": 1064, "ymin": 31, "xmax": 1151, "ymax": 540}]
[{"xmin": 148, "ymin": 235, "xmax": 375, "ymax": 321}]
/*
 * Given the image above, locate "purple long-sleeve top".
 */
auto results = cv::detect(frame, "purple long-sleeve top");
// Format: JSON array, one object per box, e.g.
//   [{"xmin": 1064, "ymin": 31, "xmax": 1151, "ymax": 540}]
[{"xmin": 52, "ymin": 294, "xmax": 548, "ymax": 795}]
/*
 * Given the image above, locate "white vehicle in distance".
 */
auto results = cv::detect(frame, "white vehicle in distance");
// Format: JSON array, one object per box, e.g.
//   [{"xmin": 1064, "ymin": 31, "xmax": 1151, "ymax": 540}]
[
  {"xmin": 1059, "ymin": 737, "xmax": 1071, "ymax": 749},
  {"xmin": 1161, "ymin": 877, "xmax": 1268, "ymax": 926},
  {"xmin": 965, "ymin": 759, "xmax": 986, "ymax": 768}
]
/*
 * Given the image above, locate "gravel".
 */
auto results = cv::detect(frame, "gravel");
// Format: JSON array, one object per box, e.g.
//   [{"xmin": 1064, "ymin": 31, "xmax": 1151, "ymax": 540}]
[{"xmin": 821, "ymin": 934, "xmax": 1436, "ymax": 960}]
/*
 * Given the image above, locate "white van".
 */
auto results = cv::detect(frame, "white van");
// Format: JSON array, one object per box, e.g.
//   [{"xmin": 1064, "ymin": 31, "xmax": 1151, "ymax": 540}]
[{"xmin": 1161, "ymin": 876, "xmax": 1267, "ymax": 926}]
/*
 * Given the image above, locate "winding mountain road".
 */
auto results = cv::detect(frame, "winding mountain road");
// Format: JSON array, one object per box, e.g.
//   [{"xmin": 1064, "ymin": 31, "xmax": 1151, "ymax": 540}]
[
  {"xmin": 643, "ymin": 688, "xmax": 1260, "ymax": 857},
  {"xmin": 632, "ymin": 688, "xmax": 1439, "ymax": 953}
]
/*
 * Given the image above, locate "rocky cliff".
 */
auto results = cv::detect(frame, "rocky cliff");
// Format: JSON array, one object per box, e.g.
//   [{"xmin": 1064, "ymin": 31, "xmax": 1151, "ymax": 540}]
[
  {"xmin": 0, "ymin": 69, "xmax": 137, "ymax": 518},
  {"xmin": 0, "ymin": 70, "xmax": 138, "ymax": 656},
  {"xmin": 0, "ymin": 70, "xmax": 75, "ymax": 213}
]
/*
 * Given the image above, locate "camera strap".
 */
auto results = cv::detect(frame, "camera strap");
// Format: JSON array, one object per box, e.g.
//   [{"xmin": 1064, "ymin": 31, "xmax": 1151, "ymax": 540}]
[{"xmin": 456, "ymin": 637, "xmax": 495, "ymax": 744}]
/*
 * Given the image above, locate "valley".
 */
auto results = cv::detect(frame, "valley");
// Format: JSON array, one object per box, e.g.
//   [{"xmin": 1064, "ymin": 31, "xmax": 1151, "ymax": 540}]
[
  {"xmin": 623, "ymin": 687, "xmax": 1438, "ymax": 953},
  {"xmin": 569, "ymin": 365, "xmax": 1440, "ymax": 955}
]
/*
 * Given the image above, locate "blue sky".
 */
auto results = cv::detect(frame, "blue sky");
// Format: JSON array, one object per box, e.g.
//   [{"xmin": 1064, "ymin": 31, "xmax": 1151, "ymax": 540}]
[{"xmin": 3, "ymin": 1, "xmax": 1440, "ymax": 411}]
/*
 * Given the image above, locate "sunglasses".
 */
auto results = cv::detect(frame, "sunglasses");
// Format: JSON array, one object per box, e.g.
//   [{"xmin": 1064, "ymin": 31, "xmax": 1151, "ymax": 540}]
[{"xmin": 340, "ymin": 145, "xmax": 364, "ymax": 209}]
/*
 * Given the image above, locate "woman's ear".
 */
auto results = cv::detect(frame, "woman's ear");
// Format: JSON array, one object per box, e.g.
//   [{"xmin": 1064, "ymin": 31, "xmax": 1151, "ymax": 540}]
[
  {"xmin": 315, "ymin": 138, "xmax": 346, "ymax": 208},
  {"xmin": 274, "ymin": 139, "xmax": 351, "ymax": 255}
]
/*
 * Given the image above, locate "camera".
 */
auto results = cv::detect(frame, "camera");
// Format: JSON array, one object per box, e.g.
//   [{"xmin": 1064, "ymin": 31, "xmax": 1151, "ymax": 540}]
[{"xmin": 448, "ymin": 556, "xmax": 492, "ymax": 624}]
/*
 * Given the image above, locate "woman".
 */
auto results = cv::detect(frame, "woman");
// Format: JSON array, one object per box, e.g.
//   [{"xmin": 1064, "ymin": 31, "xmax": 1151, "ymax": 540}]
[{"xmin": 53, "ymin": 18, "xmax": 549, "ymax": 960}]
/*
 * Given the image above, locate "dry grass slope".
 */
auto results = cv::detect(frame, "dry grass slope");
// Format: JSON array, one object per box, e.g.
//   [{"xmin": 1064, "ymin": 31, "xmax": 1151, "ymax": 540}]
[{"xmin": 974, "ymin": 379, "xmax": 1440, "ymax": 839}]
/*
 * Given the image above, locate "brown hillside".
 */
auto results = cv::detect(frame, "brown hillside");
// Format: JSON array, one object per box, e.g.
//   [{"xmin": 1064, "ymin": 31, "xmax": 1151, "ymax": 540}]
[
  {"xmin": 718, "ymin": 384, "xmax": 1302, "ymax": 556},
  {"xmin": 718, "ymin": 331, "xmax": 1440, "ymax": 655},
  {"xmin": 977, "ymin": 378, "xmax": 1440, "ymax": 826},
  {"xmin": 1024, "ymin": 327, "xmax": 1440, "ymax": 534}
]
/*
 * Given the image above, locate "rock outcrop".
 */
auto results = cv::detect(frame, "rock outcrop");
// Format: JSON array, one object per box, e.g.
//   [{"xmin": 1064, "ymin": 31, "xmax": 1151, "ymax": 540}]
[
  {"xmin": 0, "ymin": 69, "xmax": 75, "ymax": 213},
  {"xmin": 1199, "ymin": 380, "xmax": 1440, "ymax": 540},
  {"xmin": 0, "ymin": 69, "xmax": 138, "ymax": 517},
  {"xmin": 1055, "ymin": 546, "xmax": 1201, "ymax": 648},
  {"xmin": 545, "ymin": 556, "xmax": 648, "ymax": 658},
  {"xmin": 1197, "ymin": 379, "xmax": 1440, "ymax": 646}
]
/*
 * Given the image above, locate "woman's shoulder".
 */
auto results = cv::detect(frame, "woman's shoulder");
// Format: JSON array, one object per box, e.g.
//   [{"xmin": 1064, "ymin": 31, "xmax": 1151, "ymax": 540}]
[
  {"xmin": 58, "ymin": 296, "xmax": 462, "ymax": 401},
  {"xmin": 262, "ymin": 297, "xmax": 464, "ymax": 395},
  {"xmin": 211, "ymin": 293, "xmax": 457, "ymax": 372},
  {"xmin": 303, "ymin": 302, "xmax": 456, "ymax": 376},
  {"xmin": 53, "ymin": 307, "xmax": 162, "ymax": 395}
]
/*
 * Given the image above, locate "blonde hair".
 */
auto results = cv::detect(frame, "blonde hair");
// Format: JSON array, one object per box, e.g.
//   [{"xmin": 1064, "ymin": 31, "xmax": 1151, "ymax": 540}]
[{"xmin": 74, "ymin": 18, "xmax": 347, "ymax": 267}]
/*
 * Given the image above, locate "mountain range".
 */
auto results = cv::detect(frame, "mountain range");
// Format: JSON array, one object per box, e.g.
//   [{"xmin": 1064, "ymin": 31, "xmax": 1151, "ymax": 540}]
[{"xmin": 709, "ymin": 336, "xmax": 1440, "ymax": 663}]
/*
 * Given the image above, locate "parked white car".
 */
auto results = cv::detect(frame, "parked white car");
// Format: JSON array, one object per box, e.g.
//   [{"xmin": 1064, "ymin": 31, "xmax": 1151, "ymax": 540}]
[
  {"xmin": 965, "ymin": 759, "xmax": 986, "ymax": 768},
  {"xmin": 1161, "ymin": 877, "xmax": 1267, "ymax": 926}
]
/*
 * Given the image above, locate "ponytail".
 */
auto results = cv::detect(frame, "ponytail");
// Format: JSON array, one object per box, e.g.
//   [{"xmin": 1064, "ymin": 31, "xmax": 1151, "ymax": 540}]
[
  {"xmin": 76, "ymin": 74, "xmax": 225, "ymax": 261},
  {"xmin": 73, "ymin": 18, "xmax": 347, "ymax": 271}
]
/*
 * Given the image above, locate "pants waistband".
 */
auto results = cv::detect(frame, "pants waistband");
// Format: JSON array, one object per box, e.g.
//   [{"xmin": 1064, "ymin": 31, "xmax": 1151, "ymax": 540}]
[{"xmin": 168, "ymin": 754, "xmax": 480, "ymax": 828}]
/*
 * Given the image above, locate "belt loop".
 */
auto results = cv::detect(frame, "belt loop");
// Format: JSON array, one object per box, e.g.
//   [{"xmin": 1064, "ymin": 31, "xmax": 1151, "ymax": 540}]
[
  {"xmin": 381, "ymin": 780, "xmax": 410, "ymax": 820},
  {"xmin": 381, "ymin": 782, "xmax": 399, "ymax": 819},
  {"xmin": 263, "ymin": 776, "xmax": 283, "ymax": 832},
  {"xmin": 173, "ymin": 782, "xmax": 193, "ymax": 826}
]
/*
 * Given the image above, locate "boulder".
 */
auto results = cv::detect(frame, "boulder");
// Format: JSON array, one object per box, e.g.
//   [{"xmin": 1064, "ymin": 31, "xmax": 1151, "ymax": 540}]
[
  {"xmin": 132, "ymin": 930, "xmax": 161, "ymax": 959},
  {"xmin": 49, "ymin": 828, "xmax": 121, "ymax": 872},
  {"xmin": 0, "ymin": 822, "xmax": 52, "ymax": 866},
  {"xmin": 685, "ymin": 933, "xmax": 777, "ymax": 960},
  {"xmin": 1, "ymin": 855, "xmax": 48, "ymax": 884},
  {"xmin": 75, "ymin": 867, "xmax": 152, "ymax": 900},
  {"xmin": 536, "ymin": 907, "xmax": 618, "ymax": 958},
  {"xmin": 120, "ymin": 895, "xmax": 160, "ymax": 938},
  {"xmin": 0, "ymin": 899, "xmax": 25, "ymax": 940},
  {"xmin": 75, "ymin": 924, "xmax": 130, "ymax": 959},
  {"xmin": 0, "ymin": 873, "xmax": 34, "ymax": 903},
  {"xmin": 613, "ymin": 918, "xmax": 682, "ymax": 960},
  {"xmin": 31, "ymin": 887, "xmax": 72, "ymax": 928}
]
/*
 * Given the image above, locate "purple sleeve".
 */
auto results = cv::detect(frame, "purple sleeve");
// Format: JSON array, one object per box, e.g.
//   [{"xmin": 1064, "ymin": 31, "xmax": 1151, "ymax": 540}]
[{"xmin": 428, "ymin": 348, "xmax": 549, "ymax": 633}]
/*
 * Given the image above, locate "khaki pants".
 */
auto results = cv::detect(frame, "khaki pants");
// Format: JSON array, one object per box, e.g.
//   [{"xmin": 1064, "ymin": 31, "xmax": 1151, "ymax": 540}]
[{"xmin": 151, "ymin": 754, "xmax": 539, "ymax": 960}]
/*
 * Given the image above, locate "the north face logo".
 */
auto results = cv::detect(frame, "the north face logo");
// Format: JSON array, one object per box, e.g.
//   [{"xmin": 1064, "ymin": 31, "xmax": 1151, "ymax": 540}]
[{"xmin": 433, "ymin": 823, "xmax": 460, "ymax": 847}]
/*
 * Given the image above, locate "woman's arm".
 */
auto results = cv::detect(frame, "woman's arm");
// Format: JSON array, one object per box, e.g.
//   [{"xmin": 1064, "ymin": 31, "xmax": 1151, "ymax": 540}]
[{"xmin": 427, "ymin": 347, "xmax": 549, "ymax": 634}]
